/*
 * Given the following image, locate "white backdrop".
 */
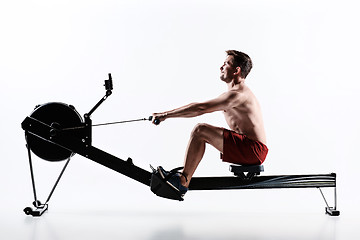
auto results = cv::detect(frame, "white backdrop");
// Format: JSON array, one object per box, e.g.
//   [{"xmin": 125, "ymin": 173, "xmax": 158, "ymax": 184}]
[{"xmin": 1, "ymin": 0, "xmax": 360, "ymax": 237}]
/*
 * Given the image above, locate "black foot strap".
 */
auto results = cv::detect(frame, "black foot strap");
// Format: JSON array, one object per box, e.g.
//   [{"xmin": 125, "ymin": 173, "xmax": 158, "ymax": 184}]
[{"xmin": 162, "ymin": 166, "xmax": 188, "ymax": 182}]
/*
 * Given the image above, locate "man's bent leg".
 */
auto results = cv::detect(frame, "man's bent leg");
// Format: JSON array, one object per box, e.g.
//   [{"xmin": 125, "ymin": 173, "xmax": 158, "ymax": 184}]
[{"xmin": 181, "ymin": 123, "xmax": 224, "ymax": 188}]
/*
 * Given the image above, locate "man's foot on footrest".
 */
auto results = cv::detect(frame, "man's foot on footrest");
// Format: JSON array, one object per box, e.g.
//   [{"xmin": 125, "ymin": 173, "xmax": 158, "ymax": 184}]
[{"xmin": 157, "ymin": 166, "xmax": 188, "ymax": 195}]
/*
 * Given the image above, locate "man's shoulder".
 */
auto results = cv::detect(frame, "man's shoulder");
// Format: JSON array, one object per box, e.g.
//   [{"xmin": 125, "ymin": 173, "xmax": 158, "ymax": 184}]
[
  {"xmin": 220, "ymin": 90, "xmax": 240, "ymax": 100},
  {"xmin": 226, "ymin": 87, "xmax": 249, "ymax": 98},
  {"xmin": 218, "ymin": 90, "xmax": 247, "ymax": 107}
]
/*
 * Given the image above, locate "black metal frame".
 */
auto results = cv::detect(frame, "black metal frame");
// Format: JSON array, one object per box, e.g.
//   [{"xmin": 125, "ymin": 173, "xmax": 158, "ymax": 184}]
[{"xmin": 21, "ymin": 74, "xmax": 339, "ymax": 217}]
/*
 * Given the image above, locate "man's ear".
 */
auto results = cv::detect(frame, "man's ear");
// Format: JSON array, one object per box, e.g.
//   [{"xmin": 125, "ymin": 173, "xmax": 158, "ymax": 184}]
[{"xmin": 234, "ymin": 66, "xmax": 241, "ymax": 76}]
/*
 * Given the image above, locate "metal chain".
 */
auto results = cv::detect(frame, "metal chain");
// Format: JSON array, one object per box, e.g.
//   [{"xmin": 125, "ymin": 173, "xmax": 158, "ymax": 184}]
[{"xmin": 62, "ymin": 117, "xmax": 151, "ymax": 130}]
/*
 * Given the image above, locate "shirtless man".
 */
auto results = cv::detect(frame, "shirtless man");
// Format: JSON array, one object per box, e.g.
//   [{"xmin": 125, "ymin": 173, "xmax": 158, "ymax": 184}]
[{"xmin": 152, "ymin": 50, "xmax": 268, "ymax": 196}]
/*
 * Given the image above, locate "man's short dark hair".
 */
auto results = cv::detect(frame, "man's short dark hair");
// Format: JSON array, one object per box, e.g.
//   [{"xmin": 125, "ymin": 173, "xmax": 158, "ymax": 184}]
[{"xmin": 226, "ymin": 50, "xmax": 253, "ymax": 79}]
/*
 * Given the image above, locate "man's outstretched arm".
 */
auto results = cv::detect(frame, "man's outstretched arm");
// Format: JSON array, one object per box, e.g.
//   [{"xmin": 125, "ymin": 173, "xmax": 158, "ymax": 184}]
[{"xmin": 152, "ymin": 91, "xmax": 242, "ymax": 124}]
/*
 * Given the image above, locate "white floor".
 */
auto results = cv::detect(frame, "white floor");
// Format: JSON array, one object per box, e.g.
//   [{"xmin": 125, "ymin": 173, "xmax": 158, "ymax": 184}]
[{"xmin": 2, "ymin": 200, "xmax": 358, "ymax": 240}]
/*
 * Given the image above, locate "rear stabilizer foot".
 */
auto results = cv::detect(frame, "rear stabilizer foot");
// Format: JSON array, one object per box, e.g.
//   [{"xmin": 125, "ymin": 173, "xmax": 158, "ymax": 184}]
[{"xmin": 326, "ymin": 207, "xmax": 340, "ymax": 216}]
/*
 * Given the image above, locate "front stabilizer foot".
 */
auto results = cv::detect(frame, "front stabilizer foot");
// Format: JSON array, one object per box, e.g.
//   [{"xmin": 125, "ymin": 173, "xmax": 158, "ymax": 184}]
[{"xmin": 23, "ymin": 204, "xmax": 48, "ymax": 217}]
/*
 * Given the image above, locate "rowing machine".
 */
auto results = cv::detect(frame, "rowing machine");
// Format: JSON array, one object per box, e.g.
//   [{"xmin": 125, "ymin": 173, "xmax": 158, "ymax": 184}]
[{"xmin": 21, "ymin": 73, "xmax": 339, "ymax": 217}]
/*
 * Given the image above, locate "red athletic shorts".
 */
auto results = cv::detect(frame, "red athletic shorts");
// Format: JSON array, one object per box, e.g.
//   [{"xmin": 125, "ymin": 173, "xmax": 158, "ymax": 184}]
[{"xmin": 221, "ymin": 129, "xmax": 268, "ymax": 165}]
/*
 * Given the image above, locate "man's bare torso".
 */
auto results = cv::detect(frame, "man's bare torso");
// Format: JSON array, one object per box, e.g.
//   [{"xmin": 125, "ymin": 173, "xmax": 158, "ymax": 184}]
[{"xmin": 223, "ymin": 85, "xmax": 266, "ymax": 145}]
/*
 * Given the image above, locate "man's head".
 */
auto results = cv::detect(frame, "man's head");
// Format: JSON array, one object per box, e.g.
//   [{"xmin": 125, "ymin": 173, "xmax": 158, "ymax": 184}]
[{"xmin": 225, "ymin": 50, "xmax": 253, "ymax": 79}]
